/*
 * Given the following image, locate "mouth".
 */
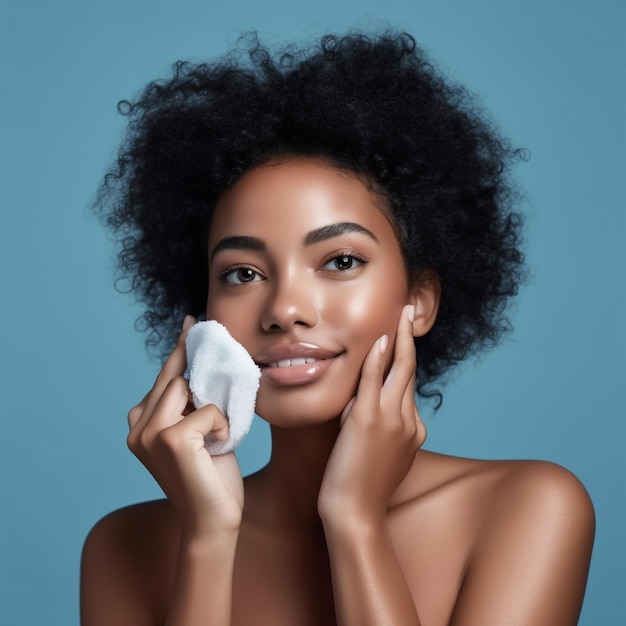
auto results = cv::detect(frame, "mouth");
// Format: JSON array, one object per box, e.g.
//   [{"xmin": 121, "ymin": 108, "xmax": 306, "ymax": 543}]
[
  {"xmin": 254, "ymin": 344, "xmax": 342, "ymax": 385},
  {"xmin": 264, "ymin": 357, "xmax": 320, "ymax": 368}
]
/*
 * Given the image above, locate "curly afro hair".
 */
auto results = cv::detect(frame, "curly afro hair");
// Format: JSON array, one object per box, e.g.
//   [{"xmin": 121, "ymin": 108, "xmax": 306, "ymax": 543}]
[{"xmin": 94, "ymin": 30, "xmax": 527, "ymax": 404}]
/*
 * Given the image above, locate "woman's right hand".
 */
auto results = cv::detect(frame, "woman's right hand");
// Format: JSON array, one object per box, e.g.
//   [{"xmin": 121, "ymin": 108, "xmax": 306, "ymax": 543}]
[{"xmin": 126, "ymin": 315, "xmax": 244, "ymax": 538}]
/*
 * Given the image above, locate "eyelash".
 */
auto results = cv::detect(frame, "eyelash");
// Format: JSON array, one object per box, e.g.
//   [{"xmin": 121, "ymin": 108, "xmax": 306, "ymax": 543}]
[
  {"xmin": 217, "ymin": 264, "xmax": 264, "ymax": 285},
  {"xmin": 217, "ymin": 251, "xmax": 369, "ymax": 285},
  {"xmin": 321, "ymin": 251, "xmax": 369, "ymax": 272}
]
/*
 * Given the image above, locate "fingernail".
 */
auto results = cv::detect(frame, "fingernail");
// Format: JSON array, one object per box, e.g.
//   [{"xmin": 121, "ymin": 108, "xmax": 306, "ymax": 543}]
[
  {"xmin": 379, "ymin": 334, "xmax": 389, "ymax": 354},
  {"xmin": 407, "ymin": 305, "xmax": 416, "ymax": 322},
  {"xmin": 182, "ymin": 315, "xmax": 194, "ymax": 331}
]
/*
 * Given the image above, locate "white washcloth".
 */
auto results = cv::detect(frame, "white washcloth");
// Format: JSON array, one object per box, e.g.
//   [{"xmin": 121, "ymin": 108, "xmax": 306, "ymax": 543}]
[{"xmin": 185, "ymin": 320, "xmax": 261, "ymax": 455}]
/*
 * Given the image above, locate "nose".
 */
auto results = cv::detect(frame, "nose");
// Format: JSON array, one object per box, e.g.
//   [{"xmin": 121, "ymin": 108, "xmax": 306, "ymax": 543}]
[{"xmin": 261, "ymin": 272, "xmax": 318, "ymax": 332}]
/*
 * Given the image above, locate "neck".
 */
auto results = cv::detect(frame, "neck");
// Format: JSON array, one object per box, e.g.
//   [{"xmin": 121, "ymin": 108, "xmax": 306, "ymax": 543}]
[{"xmin": 249, "ymin": 419, "xmax": 341, "ymax": 529}]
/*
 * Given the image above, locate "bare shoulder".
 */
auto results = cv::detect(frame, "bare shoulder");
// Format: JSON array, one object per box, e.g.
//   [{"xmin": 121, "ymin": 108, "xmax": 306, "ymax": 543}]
[
  {"xmin": 413, "ymin": 450, "xmax": 595, "ymax": 556},
  {"xmin": 485, "ymin": 457, "xmax": 595, "ymax": 523},
  {"xmin": 84, "ymin": 498, "xmax": 177, "ymax": 543},
  {"xmin": 406, "ymin": 449, "xmax": 594, "ymax": 522},
  {"xmin": 466, "ymin": 458, "xmax": 594, "ymax": 624},
  {"xmin": 469, "ymin": 456, "xmax": 596, "ymax": 568},
  {"xmin": 397, "ymin": 451, "xmax": 595, "ymax": 625},
  {"xmin": 81, "ymin": 500, "xmax": 179, "ymax": 625},
  {"xmin": 451, "ymin": 454, "xmax": 595, "ymax": 547}
]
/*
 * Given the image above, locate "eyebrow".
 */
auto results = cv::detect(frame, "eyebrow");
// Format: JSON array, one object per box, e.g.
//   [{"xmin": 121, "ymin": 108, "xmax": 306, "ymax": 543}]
[
  {"xmin": 210, "ymin": 222, "xmax": 378, "ymax": 261},
  {"xmin": 303, "ymin": 222, "xmax": 379, "ymax": 246},
  {"xmin": 210, "ymin": 235, "xmax": 265, "ymax": 262}
]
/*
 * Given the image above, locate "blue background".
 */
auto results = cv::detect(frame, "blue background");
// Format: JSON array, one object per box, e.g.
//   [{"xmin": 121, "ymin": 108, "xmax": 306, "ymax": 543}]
[{"xmin": 1, "ymin": 1, "xmax": 624, "ymax": 623}]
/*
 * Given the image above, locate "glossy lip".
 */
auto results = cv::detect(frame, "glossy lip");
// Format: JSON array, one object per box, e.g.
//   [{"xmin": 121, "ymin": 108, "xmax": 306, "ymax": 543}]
[
  {"xmin": 254, "ymin": 343, "xmax": 343, "ymax": 386},
  {"xmin": 254, "ymin": 342, "xmax": 340, "ymax": 365}
]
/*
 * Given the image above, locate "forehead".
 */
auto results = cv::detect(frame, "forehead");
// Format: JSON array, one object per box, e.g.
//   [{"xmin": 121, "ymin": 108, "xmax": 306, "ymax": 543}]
[{"xmin": 209, "ymin": 158, "xmax": 397, "ymax": 246}]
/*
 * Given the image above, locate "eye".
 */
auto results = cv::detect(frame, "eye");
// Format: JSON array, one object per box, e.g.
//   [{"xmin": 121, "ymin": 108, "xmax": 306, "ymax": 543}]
[
  {"xmin": 219, "ymin": 266, "xmax": 263, "ymax": 285},
  {"xmin": 322, "ymin": 253, "xmax": 367, "ymax": 272}
]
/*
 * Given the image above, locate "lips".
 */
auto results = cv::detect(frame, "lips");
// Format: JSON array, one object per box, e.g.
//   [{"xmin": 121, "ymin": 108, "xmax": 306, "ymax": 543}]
[
  {"xmin": 254, "ymin": 343, "xmax": 342, "ymax": 385},
  {"xmin": 266, "ymin": 357, "xmax": 319, "ymax": 368},
  {"xmin": 254, "ymin": 343, "xmax": 340, "ymax": 366}
]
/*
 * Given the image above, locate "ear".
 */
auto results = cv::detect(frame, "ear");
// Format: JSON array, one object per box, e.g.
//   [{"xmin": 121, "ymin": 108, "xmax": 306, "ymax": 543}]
[{"xmin": 408, "ymin": 269, "xmax": 441, "ymax": 337}]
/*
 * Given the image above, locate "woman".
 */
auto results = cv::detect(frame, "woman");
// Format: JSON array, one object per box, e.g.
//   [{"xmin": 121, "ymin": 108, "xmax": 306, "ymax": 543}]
[{"xmin": 81, "ymin": 32, "xmax": 594, "ymax": 625}]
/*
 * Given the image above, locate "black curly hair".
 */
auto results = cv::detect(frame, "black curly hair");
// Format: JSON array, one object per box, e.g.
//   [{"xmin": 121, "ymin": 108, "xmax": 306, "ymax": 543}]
[{"xmin": 94, "ymin": 30, "xmax": 527, "ymax": 405}]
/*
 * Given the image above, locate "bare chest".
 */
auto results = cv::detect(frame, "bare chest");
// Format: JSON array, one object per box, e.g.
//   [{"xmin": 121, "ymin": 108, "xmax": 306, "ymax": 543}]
[
  {"xmin": 231, "ymin": 525, "xmax": 337, "ymax": 626},
  {"xmin": 228, "ymin": 504, "xmax": 473, "ymax": 626}
]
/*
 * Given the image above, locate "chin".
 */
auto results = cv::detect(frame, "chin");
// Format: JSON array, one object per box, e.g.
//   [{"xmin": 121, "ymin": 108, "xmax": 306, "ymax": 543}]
[{"xmin": 255, "ymin": 391, "xmax": 350, "ymax": 429}]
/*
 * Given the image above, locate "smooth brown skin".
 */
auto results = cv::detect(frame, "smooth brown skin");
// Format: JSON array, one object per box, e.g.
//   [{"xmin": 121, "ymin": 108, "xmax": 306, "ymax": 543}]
[{"xmin": 81, "ymin": 160, "xmax": 595, "ymax": 625}]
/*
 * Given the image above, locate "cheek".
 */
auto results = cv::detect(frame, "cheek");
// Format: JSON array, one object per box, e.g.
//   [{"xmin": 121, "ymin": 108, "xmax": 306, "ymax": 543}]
[
  {"xmin": 205, "ymin": 295, "xmax": 257, "ymax": 347},
  {"xmin": 322, "ymin": 270, "xmax": 408, "ymax": 347}
]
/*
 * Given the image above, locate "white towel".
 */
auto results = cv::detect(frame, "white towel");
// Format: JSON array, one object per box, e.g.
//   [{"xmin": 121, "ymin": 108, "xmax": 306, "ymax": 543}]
[{"xmin": 185, "ymin": 320, "xmax": 261, "ymax": 455}]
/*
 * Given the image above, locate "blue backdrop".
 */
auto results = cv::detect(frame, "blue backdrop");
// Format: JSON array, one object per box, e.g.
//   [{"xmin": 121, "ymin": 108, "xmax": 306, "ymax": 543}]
[{"xmin": 1, "ymin": 1, "xmax": 624, "ymax": 623}]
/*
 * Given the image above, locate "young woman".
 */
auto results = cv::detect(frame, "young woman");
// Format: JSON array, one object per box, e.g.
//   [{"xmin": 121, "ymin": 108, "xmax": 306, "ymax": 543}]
[{"xmin": 81, "ymin": 32, "xmax": 594, "ymax": 625}]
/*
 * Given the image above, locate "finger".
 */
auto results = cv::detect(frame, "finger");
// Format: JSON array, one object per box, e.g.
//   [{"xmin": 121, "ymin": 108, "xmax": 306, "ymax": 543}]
[
  {"xmin": 156, "ymin": 314, "xmax": 196, "ymax": 387},
  {"xmin": 159, "ymin": 404, "xmax": 230, "ymax": 453},
  {"xmin": 400, "ymin": 369, "xmax": 417, "ymax": 424},
  {"xmin": 381, "ymin": 305, "xmax": 417, "ymax": 408},
  {"xmin": 414, "ymin": 403, "xmax": 427, "ymax": 447},
  {"xmin": 195, "ymin": 403, "xmax": 230, "ymax": 441},
  {"xmin": 136, "ymin": 376, "xmax": 192, "ymax": 442},
  {"xmin": 128, "ymin": 390, "xmax": 150, "ymax": 429},
  {"xmin": 340, "ymin": 396, "xmax": 357, "ymax": 426},
  {"xmin": 397, "ymin": 361, "xmax": 427, "ymax": 447},
  {"xmin": 133, "ymin": 315, "xmax": 196, "ymax": 431},
  {"xmin": 351, "ymin": 334, "xmax": 388, "ymax": 415},
  {"xmin": 145, "ymin": 406, "xmax": 233, "ymax": 502}
]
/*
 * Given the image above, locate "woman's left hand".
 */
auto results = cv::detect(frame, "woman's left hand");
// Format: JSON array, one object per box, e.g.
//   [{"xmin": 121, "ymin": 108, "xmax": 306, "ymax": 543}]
[{"xmin": 318, "ymin": 304, "xmax": 427, "ymax": 525}]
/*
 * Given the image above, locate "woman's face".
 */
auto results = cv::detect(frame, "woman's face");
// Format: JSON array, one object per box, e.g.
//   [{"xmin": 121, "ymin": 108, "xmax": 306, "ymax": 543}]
[{"xmin": 206, "ymin": 158, "xmax": 412, "ymax": 426}]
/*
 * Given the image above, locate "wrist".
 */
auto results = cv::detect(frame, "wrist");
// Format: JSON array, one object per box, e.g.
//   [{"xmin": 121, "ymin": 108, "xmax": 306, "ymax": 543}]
[
  {"xmin": 179, "ymin": 526, "xmax": 240, "ymax": 554},
  {"xmin": 175, "ymin": 501, "xmax": 243, "ymax": 538},
  {"xmin": 320, "ymin": 507, "xmax": 387, "ymax": 539}
]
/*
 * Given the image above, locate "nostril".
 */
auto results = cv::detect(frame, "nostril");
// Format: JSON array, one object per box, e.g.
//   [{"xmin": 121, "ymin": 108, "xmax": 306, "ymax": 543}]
[
  {"xmin": 261, "ymin": 289, "xmax": 318, "ymax": 331},
  {"xmin": 267, "ymin": 318, "xmax": 311, "ymax": 331}
]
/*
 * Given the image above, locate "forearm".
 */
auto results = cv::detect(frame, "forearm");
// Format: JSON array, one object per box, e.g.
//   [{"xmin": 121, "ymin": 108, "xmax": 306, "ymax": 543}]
[
  {"xmin": 165, "ymin": 530, "xmax": 238, "ymax": 626},
  {"xmin": 323, "ymin": 517, "xmax": 421, "ymax": 626}
]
